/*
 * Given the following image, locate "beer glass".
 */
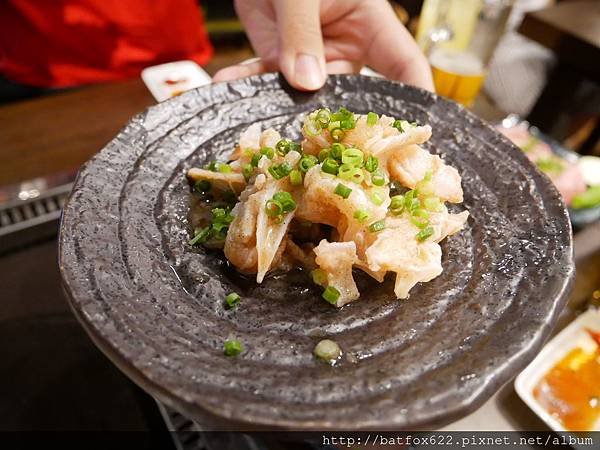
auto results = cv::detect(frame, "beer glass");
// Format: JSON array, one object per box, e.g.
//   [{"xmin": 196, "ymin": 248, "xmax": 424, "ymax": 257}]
[{"xmin": 416, "ymin": 0, "xmax": 514, "ymax": 107}]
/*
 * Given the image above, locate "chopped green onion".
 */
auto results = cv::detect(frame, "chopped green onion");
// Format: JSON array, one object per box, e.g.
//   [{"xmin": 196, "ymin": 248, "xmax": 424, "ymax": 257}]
[
  {"xmin": 242, "ymin": 164, "xmax": 253, "ymax": 180},
  {"xmin": 366, "ymin": 112, "xmax": 378, "ymax": 126},
  {"xmin": 322, "ymin": 286, "xmax": 341, "ymax": 305},
  {"xmin": 330, "ymin": 143, "xmax": 345, "ymax": 160},
  {"xmin": 318, "ymin": 149, "xmax": 330, "ymax": 162},
  {"xmin": 299, "ymin": 155, "xmax": 318, "ymax": 173},
  {"xmin": 371, "ymin": 170, "xmax": 386, "ymax": 186},
  {"xmin": 334, "ymin": 183, "xmax": 352, "ymax": 199},
  {"xmin": 193, "ymin": 180, "xmax": 211, "ymax": 193},
  {"xmin": 328, "ymin": 120, "xmax": 341, "ymax": 131},
  {"xmin": 364, "ymin": 155, "xmax": 379, "ymax": 173},
  {"xmin": 341, "ymin": 147, "xmax": 364, "ymax": 166},
  {"xmin": 316, "ymin": 108, "xmax": 331, "ymax": 126},
  {"xmin": 251, "ymin": 153, "xmax": 262, "ymax": 167},
  {"xmin": 260, "ymin": 147, "xmax": 275, "ymax": 159},
  {"xmin": 189, "ymin": 226, "xmax": 211, "ymax": 245},
  {"xmin": 330, "ymin": 128, "xmax": 344, "ymax": 142},
  {"xmin": 265, "ymin": 199, "xmax": 283, "ymax": 218},
  {"xmin": 289, "ymin": 141, "xmax": 302, "ymax": 154},
  {"xmin": 304, "ymin": 119, "xmax": 321, "ymax": 136},
  {"xmin": 204, "ymin": 161, "xmax": 218, "ymax": 171},
  {"xmin": 314, "ymin": 339, "xmax": 341, "ymax": 361},
  {"xmin": 311, "ymin": 269, "xmax": 327, "ymax": 286},
  {"xmin": 337, "ymin": 163, "xmax": 354, "ymax": 180},
  {"xmin": 340, "ymin": 119, "xmax": 354, "ymax": 130},
  {"xmin": 225, "ymin": 292, "xmax": 241, "ymax": 309},
  {"xmin": 393, "ymin": 119, "xmax": 412, "ymax": 132},
  {"xmin": 370, "ymin": 192, "xmax": 384, "ymax": 206},
  {"xmin": 223, "ymin": 339, "xmax": 243, "ymax": 356},
  {"xmin": 389, "ymin": 195, "xmax": 405, "ymax": 212},
  {"xmin": 272, "ymin": 191, "xmax": 296, "ymax": 212},
  {"xmin": 415, "ymin": 171, "xmax": 434, "ymax": 196},
  {"xmin": 333, "ymin": 183, "xmax": 352, "ymax": 198},
  {"xmin": 416, "ymin": 226, "xmax": 434, "ymax": 242},
  {"xmin": 289, "ymin": 169, "xmax": 303, "ymax": 186},
  {"xmin": 276, "ymin": 139, "xmax": 292, "ymax": 156},
  {"xmin": 410, "ymin": 209, "xmax": 430, "ymax": 229},
  {"xmin": 368, "ymin": 219, "xmax": 386, "ymax": 233},
  {"xmin": 321, "ymin": 158, "xmax": 340, "ymax": 175},
  {"xmin": 218, "ymin": 163, "xmax": 233, "ymax": 173},
  {"xmin": 268, "ymin": 162, "xmax": 292, "ymax": 179},
  {"xmin": 349, "ymin": 168, "xmax": 365, "ymax": 184},
  {"xmin": 331, "ymin": 107, "xmax": 353, "ymax": 122},
  {"xmin": 353, "ymin": 209, "xmax": 370, "ymax": 223}
]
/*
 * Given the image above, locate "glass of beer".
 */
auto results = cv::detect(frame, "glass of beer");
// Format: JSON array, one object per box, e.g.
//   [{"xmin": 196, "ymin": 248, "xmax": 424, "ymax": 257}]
[{"xmin": 416, "ymin": 0, "xmax": 514, "ymax": 107}]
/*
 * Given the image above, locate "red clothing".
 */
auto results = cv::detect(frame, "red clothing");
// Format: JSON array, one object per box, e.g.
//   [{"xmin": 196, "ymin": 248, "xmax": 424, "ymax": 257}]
[{"xmin": 0, "ymin": 0, "xmax": 213, "ymax": 87}]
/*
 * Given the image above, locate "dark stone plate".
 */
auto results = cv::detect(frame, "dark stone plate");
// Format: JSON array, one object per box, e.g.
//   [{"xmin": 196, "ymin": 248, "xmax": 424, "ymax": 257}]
[{"xmin": 59, "ymin": 74, "xmax": 574, "ymax": 430}]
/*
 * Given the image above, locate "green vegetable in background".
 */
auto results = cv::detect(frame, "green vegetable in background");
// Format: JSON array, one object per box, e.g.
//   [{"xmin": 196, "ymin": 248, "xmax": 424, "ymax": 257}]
[{"xmin": 571, "ymin": 186, "xmax": 600, "ymax": 210}]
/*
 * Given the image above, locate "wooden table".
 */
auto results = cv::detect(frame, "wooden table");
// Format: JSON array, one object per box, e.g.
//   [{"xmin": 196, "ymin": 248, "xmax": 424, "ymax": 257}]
[{"xmin": 518, "ymin": 1, "xmax": 600, "ymax": 152}]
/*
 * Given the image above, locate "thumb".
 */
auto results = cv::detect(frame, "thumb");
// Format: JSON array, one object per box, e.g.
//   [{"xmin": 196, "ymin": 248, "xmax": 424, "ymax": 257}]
[{"xmin": 274, "ymin": 0, "xmax": 326, "ymax": 91}]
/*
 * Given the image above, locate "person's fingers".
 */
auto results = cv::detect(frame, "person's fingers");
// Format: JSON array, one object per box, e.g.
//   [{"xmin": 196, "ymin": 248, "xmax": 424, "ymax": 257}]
[
  {"xmin": 212, "ymin": 60, "xmax": 267, "ymax": 83},
  {"xmin": 365, "ymin": 0, "xmax": 434, "ymax": 91},
  {"xmin": 273, "ymin": 0, "xmax": 326, "ymax": 91},
  {"xmin": 325, "ymin": 60, "xmax": 363, "ymax": 74}
]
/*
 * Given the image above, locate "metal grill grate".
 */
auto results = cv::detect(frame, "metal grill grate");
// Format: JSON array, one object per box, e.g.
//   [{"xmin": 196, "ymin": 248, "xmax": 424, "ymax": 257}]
[{"xmin": 0, "ymin": 183, "xmax": 72, "ymax": 253}]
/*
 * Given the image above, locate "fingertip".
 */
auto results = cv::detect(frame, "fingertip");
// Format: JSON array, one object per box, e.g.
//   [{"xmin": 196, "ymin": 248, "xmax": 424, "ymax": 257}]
[{"xmin": 286, "ymin": 53, "xmax": 326, "ymax": 91}]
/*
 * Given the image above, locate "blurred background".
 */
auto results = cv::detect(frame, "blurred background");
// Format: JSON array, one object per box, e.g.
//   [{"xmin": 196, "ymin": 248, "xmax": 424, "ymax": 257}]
[{"xmin": 0, "ymin": 0, "xmax": 599, "ymax": 443}]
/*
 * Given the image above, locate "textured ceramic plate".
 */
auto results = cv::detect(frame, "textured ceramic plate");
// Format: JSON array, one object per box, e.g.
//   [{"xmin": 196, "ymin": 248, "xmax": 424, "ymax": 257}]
[{"xmin": 59, "ymin": 74, "xmax": 574, "ymax": 430}]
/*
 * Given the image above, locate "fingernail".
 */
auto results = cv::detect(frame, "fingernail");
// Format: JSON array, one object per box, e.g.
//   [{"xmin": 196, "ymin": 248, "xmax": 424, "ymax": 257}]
[{"xmin": 294, "ymin": 53, "xmax": 324, "ymax": 90}]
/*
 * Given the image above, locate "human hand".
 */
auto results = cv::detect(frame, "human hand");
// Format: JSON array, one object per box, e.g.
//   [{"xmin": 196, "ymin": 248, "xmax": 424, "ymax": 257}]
[{"xmin": 213, "ymin": 0, "xmax": 434, "ymax": 91}]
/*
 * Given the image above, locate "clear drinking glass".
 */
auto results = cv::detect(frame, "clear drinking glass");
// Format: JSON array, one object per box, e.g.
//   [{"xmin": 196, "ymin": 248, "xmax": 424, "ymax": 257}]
[{"xmin": 416, "ymin": 0, "xmax": 514, "ymax": 107}]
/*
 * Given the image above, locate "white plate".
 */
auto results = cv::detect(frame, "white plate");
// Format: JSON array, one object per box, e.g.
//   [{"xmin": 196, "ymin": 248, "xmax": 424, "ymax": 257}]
[
  {"xmin": 515, "ymin": 308, "xmax": 600, "ymax": 432},
  {"xmin": 141, "ymin": 60, "xmax": 211, "ymax": 102}
]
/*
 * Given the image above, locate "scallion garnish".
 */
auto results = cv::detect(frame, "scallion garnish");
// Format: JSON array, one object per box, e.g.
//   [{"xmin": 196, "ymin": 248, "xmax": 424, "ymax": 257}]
[
  {"xmin": 368, "ymin": 219, "xmax": 386, "ymax": 233},
  {"xmin": 364, "ymin": 155, "xmax": 379, "ymax": 173},
  {"xmin": 218, "ymin": 163, "xmax": 233, "ymax": 173},
  {"xmin": 189, "ymin": 226, "xmax": 211, "ymax": 245},
  {"xmin": 330, "ymin": 143, "xmax": 345, "ymax": 160},
  {"xmin": 314, "ymin": 339, "xmax": 341, "ymax": 361},
  {"xmin": 316, "ymin": 108, "xmax": 331, "ymax": 126},
  {"xmin": 389, "ymin": 195, "xmax": 405, "ymax": 214},
  {"xmin": 334, "ymin": 183, "xmax": 352, "ymax": 199},
  {"xmin": 225, "ymin": 292, "xmax": 241, "ymax": 309},
  {"xmin": 371, "ymin": 170, "xmax": 386, "ymax": 186},
  {"xmin": 321, "ymin": 158, "xmax": 339, "ymax": 175},
  {"xmin": 366, "ymin": 112, "xmax": 378, "ymax": 126},
  {"xmin": 341, "ymin": 147, "xmax": 364, "ymax": 166},
  {"xmin": 275, "ymin": 139, "xmax": 294, "ymax": 156},
  {"xmin": 204, "ymin": 161, "xmax": 218, "ymax": 171},
  {"xmin": 304, "ymin": 119, "xmax": 321, "ymax": 137},
  {"xmin": 265, "ymin": 199, "xmax": 283, "ymax": 217},
  {"xmin": 242, "ymin": 163, "xmax": 253, "ymax": 180},
  {"xmin": 223, "ymin": 339, "xmax": 243, "ymax": 357},
  {"xmin": 330, "ymin": 127, "xmax": 344, "ymax": 142},
  {"xmin": 416, "ymin": 226, "xmax": 434, "ymax": 242},
  {"xmin": 289, "ymin": 169, "xmax": 303, "ymax": 186},
  {"xmin": 318, "ymin": 149, "xmax": 330, "ymax": 162},
  {"xmin": 251, "ymin": 153, "xmax": 262, "ymax": 167},
  {"xmin": 260, "ymin": 147, "xmax": 275, "ymax": 159},
  {"xmin": 322, "ymin": 286, "xmax": 341, "ymax": 305},
  {"xmin": 353, "ymin": 209, "xmax": 369, "ymax": 223},
  {"xmin": 268, "ymin": 162, "xmax": 292, "ymax": 180},
  {"xmin": 299, "ymin": 155, "xmax": 318, "ymax": 173}
]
